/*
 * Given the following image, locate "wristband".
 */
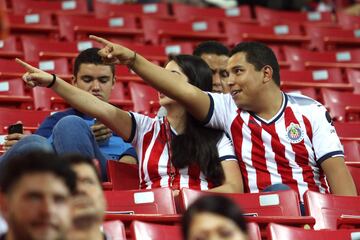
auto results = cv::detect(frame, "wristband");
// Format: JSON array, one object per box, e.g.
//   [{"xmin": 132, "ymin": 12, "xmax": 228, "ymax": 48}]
[
  {"xmin": 127, "ymin": 51, "xmax": 137, "ymax": 68},
  {"xmin": 47, "ymin": 74, "xmax": 56, "ymax": 88}
]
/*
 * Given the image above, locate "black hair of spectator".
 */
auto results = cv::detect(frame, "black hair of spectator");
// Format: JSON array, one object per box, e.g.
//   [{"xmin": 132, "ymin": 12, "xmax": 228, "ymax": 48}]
[
  {"xmin": 73, "ymin": 47, "xmax": 115, "ymax": 77},
  {"xmin": 0, "ymin": 151, "xmax": 76, "ymax": 194},
  {"xmin": 169, "ymin": 54, "xmax": 225, "ymax": 186},
  {"xmin": 230, "ymin": 42, "xmax": 280, "ymax": 86},
  {"xmin": 62, "ymin": 154, "xmax": 101, "ymax": 183},
  {"xmin": 182, "ymin": 195, "xmax": 248, "ymax": 240},
  {"xmin": 193, "ymin": 41, "xmax": 229, "ymax": 57}
]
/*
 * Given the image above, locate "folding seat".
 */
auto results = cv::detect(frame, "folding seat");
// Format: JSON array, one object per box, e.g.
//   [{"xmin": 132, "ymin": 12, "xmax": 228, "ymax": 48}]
[
  {"xmin": 0, "ymin": 107, "xmax": 51, "ymax": 133},
  {"xmin": 142, "ymin": 18, "xmax": 225, "ymax": 45},
  {"xmin": 0, "ymin": 35, "xmax": 23, "ymax": 58},
  {"xmin": 321, "ymin": 89, "xmax": 360, "ymax": 122},
  {"xmin": 106, "ymin": 160, "xmax": 139, "ymax": 190},
  {"xmin": 12, "ymin": 0, "xmax": 88, "ymax": 15},
  {"xmin": 305, "ymin": 25, "xmax": 360, "ymax": 51},
  {"xmin": 334, "ymin": 122, "xmax": 360, "ymax": 141},
  {"xmin": 283, "ymin": 46, "xmax": 360, "ymax": 70},
  {"xmin": 57, "ymin": 14, "xmax": 141, "ymax": 42},
  {"xmin": 284, "ymin": 88, "xmax": 318, "ymax": 100},
  {"xmin": 255, "ymin": 6, "xmax": 334, "ymax": 27},
  {"xmin": 280, "ymin": 68, "xmax": 352, "ymax": 91},
  {"xmin": 345, "ymin": 68, "xmax": 360, "ymax": 94},
  {"xmin": 0, "ymin": 78, "xmax": 33, "ymax": 109},
  {"xmin": 109, "ymin": 81, "xmax": 134, "ymax": 111},
  {"xmin": 128, "ymin": 82, "xmax": 159, "ymax": 114},
  {"xmin": 346, "ymin": 163, "xmax": 360, "ymax": 197},
  {"xmin": 93, "ymin": 1, "xmax": 170, "ymax": 19},
  {"xmin": 32, "ymin": 87, "xmax": 68, "ymax": 111},
  {"xmin": 342, "ymin": 140, "xmax": 360, "ymax": 162},
  {"xmin": 304, "ymin": 190, "xmax": 360, "ymax": 229},
  {"xmin": 223, "ymin": 21, "xmax": 309, "ymax": 47},
  {"xmin": 130, "ymin": 220, "xmax": 182, "ymax": 240},
  {"xmin": 103, "ymin": 221, "xmax": 126, "ymax": 240},
  {"xmin": 267, "ymin": 223, "xmax": 360, "ymax": 240},
  {"xmin": 336, "ymin": 12, "xmax": 360, "ymax": 30},
  {"xmin": 7, "ymin": 12, "xmax": 58, "ymax": 38},
  {"xmin": 172, "ymin": 3, "xmax": 254, "ymax": 24},
  {"xmin": 0, "ymin": 58, "xmax": 33, "ymax": 79}
]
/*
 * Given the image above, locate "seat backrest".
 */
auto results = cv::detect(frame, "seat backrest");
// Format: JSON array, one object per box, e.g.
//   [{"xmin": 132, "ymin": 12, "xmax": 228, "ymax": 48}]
[
  {"xmin": 12, "ymin": 0, "xmax": 88, "ymax": 15},
  {"xmin": 0, "ymin": 35, "xmax": 17, "ymax": 52},
  {"xmin": 130, "ymin": 220, "xmax": 182, "ymax": 240},
  {"xmin": 104, "ymin": 187, "xmax": 176, "ymax": 214},
  {"xmin": 0, "ymin": 78, "xmax": 26, "ymax": 96},
  {"xmin": 103, "ymin": 221, "xmax": 126, "ymax": 240},
  {"xmin": 109, "ymin": 81, "xmax": 127, "ymax": 101},
  {"xmin": 285, "ymin": 88, "xmax": 317, "ymax": 100},
  {"xmin": 32, "ymin": 87, "xmax": 68, "ymax": 111},
  {"xmin": 337, "ymin": 12, "xmax": 360, "ymax": 30},
  {"xmin": 334, "ymin": 122, "xmax": 360, "ymax": 140},
  {"xmin": 106, "ymin": 161, "xmax": 139, "ymax": 190},
  {"xmin": 304, "ymin": 190, "xmax": 360, "ymax": 229},
  {"xmin": 128, "ymin": 82, "xmax": 159, "ymax": 114},
  {"xmin": 267, "ymin": 223, "xmax": 360, "ymax": 240},
  {"xmin": 343, "ymin": 140, "xmax": 360, "ymax": 162},
  {"xmin": 346, "ymin": 68, "xmax": 360, "ymax": 94},
  {"xmin": 179, "ymin": 188, "xmax": 301, "ymax": 216},
  {"xmin": 247, "ymin": 222, "xmax": 262, "ymax": 240},
  {"xmin": 346, "ymin": 163, "xmax": 360, "ymax": 195},
  {"xmin": 8, "ymin": 12, "xmax": 53, "ymax": 26},
  {"xmin": 280, "ymin": 68, "xmax": 344, "ymax": 84}
]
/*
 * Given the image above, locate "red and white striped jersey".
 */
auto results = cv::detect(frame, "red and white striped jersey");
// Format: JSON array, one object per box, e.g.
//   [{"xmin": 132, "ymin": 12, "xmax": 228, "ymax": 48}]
[
  {"xmin": 128, "ymin": 112, "xmax": 237, "ymax": 190},
  {"xmin": 206, "ymin": 92, "xmax": 344, "ymax": 201}
]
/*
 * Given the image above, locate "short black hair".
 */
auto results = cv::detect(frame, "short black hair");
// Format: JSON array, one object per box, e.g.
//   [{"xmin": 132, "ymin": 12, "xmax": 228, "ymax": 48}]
[
  {"xmin": 182, "ymin": 195, "xmax": 248, "ymax": 240},
  {"xmin": 73, "ymin": 47, "xmax": 115, "ymax": 77},
  {"xmin": 193, "ymin": 41, "xmax": 229, "ymax": 57},
  {"xmin": 62, "ymin": 154, "xmax": 101, "ymax": 182},
  {"xmin": 230, "ymin": 42, "xmax": 280, "ymax": 86},
  {"xmin": 0, "ymin": 151, "xmax": 77, "ymax": 194}
]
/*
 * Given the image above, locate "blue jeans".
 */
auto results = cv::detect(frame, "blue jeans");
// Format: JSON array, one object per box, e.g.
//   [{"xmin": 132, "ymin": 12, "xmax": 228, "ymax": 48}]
[
  {"xmin": 0, "ymin": 116, "xmax": 108, "ymax": 181},
  {"xmin": 263, "ymin": 183, "xmax": 306, "ymax": 216}
]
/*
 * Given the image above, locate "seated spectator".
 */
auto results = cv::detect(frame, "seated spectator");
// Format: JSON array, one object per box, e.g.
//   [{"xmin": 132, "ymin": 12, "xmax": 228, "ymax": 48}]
[
  {"xmin": 193, "ymin": 41, "xmax": 230, "ymax": 93},
  {"xmin": 0, "ymin": 151, "xmax": 76, "ymax": 240},
  {"xmin": 63, "ymin": 154, "xmax": 107, "ymax": 240},
  {"xmin": 16, "ymin": 52, "xmax": 243, "ymax": 194},
  {"xmin": 182, "ymin": 195, "xmax": 248, "ymax": 240},
  {"xmin": 2, "ymin": 48, "xmax": 137, "ymax": 181}
]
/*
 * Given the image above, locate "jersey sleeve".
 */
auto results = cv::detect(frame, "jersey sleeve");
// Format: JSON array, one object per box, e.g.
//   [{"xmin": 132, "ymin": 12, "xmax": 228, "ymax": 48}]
[
  {"xmin": 204, "ymin": 92, "xmax": 237, "ymax": 131},
  {"xmin": 128, "ymin": 112, "xmax": 156, "ymax": 146},
  {"xmin": 216, "ymin": 133, "xmax": 237, "ymax": 162},
  {"xmin": 309, "ymin": 104, "xmax": 344, "ymax": 165}
]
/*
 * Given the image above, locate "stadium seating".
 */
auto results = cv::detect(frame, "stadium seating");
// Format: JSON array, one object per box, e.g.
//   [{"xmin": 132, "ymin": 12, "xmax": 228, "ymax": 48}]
[
  {"xmin": 106, "ymin": 161, "xmax": 139, "ymax": 190},
  {"xmin": 336, "ymin": 12, "xmax": 360, "ymax": 30},
  {"xmin": 0, "ymin": 35, "xmax": 23, "ymax": 58},
  {"xmin": 12, "ymin": 0, "xmax": 88, "ymax": 15},
  {"xmin": 304, "ymin": 190, "xmax": 360, "ymax": 229},
  {"xmin": 103, "ymin": 221, "xmax": 126, "ymax": 240},
  {"xmin": 334, "ymin": 122, "xmax": 360, "ymax": 141},
  {"xmin": 346, "ymin": 163, "xmax": 360, "ymax": 195},
  {"xmin": 345, "ymin": 68, "xmax": 360, "ymax": 94},
  {"xmin": 343, "ymin": 140, "xmax": 360, "ymax": 162},
  {"xmin": 267, "ymin": 223, "xmax": 360, "ymax": 240},
  {"xmin": 128, "ymin": 82, "xmax": 159, "ymax": 114},
  {"xmin": 130, "ymin": 220, "xmax": 182, "ymax": 240}
]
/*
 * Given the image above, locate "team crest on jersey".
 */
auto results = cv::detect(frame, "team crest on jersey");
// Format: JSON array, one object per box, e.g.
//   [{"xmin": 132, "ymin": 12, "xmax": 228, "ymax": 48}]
[{"xmin": 286, "ymin": 123, "xmax": 304, "ymax": 144}]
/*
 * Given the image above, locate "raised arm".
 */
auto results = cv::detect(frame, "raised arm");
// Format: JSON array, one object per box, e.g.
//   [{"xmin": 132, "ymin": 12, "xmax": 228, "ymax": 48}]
[
  {"xmin": 15, "ymin": 59, "xmax": 133, "ymax": 141},
  {"xmin": 89, "ymin": 35, "xmax": 211, "ymax": 122}
]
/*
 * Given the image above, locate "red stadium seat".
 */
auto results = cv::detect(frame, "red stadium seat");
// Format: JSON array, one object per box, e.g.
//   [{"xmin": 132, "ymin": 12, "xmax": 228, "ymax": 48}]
[
  {"xmin": 255, "ymin": 6, "xmax": 334, "ymax": 26},
  {"xmin": 285, "ymin": 88, "xmax": 318, "ymax": 100},
  {"xmin": 130, "ymin": 220, "xmax": 182, "ymax": 240},
  {"xmin": 223, "ymin": 22, "xmax": 309, "ymax": 47},
  {"xmin": 304, "ymin": 190, "xmax": 360, "ymax": 229},
  {"xmin": 57, "ymin": 14, "xmax": 140, "ymax": 42},
  {"xmin": 283, "ymin": 46, "xmax": 360, "ymax": 70},
  {"xmin": 0, "ymin": 35, "xmax": 23, "ymax": 58},
  {"xmin": 305, "ymin": 25, "xmax": 360, "ymax": 51},
  {"xmin": 103, "ymin": 221, "xmax": 126, "ymax": 240},
  {"xmin": 334, "ymin": 122, "xmax": 360, "ymax": 141},
  {"xmin": 106, "ymin": 161, "xmax": 139, "ymax": 190},
  {"xmin": 280, "ymin": 68, "xmax": 351, "ymax": 91},
  {"xmin": 128, "ymin": 82, "xmax": 159, "ymax": 114},
  {"xmin": 321, "ymin": 89, "xmax": 360, "ymax": 122},
  {"xmin": 343, "ymin": 140, "xmax": 360, "ymax": 162},
  {"xmin": 93, "ymin": 2, "xmax": 170, "ymax": 19},
  {"xmin": 336, "ymin": 12, "xmax": 360, "ymax": 30},
  {"xmin": 346, "ymin": 163, "xmax": 360, "ymax": 197},
  {"xmin": 267, "ymin": 223, "xmax": 360, "ymax": 240},
  {"xmin": 32, "ymin": 87, "xmax": 67, "ymax": 111},
  {"xmin": 345, "ymin": 68, "xmax": 360, "ymax": 94},
  {"xmin": 12, "ymin": 0, "xmax": 88, "ymax": 15}
]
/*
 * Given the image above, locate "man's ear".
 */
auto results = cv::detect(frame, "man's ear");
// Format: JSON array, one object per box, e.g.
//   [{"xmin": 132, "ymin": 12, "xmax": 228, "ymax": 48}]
[
  {"xmin": 0, "ymin": 193, "xmax": 9, "ymax": 219},
  {"xmin": 72, "ymin": 75, "xmax": 77, "ymax": 86},
  {"xmin": 112, "ymin": 77, "xmax": 115, "ymax": 89},
  {"xmin": 262, "ymin": 65, "xmax": 273, "ymax": 84}
]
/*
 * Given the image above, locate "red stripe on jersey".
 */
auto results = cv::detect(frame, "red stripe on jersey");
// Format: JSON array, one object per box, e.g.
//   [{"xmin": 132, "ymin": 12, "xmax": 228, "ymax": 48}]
[
  {"xmin": 231, "ymin": 112, "xmax": 249, "ymax": 192},
  {"xmin": 262, "ymin": 123, "xmax": 299, "ymax": 191},
  {"xmin": 188, "ymin": 164, "xmax": 201, "ymax": 190},
  {"xmin": 284, "ymin": 107, "xmax": 319, "ymax": 192},
  {"xmin": 140, "ymin": 122, "xmax": 156, "ymax": 189},
  {"xmin": 249, "ymin": 116, "xmax": 271, "ymax": 190}
]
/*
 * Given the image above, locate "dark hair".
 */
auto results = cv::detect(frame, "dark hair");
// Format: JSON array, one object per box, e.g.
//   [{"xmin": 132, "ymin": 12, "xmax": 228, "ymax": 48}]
[
  {"xmin": 182, "ymin": 195, "xmax": 248, "ymax": 240},
  {"xmin": 73, "ymin": 47, "xmax": 115, "ymax": 77},
  {"xmin": 193, "ymin": 41, "xmax": 229, "ymax": 57},
  {"xmin": 230, "ymin": 42, "xmax": 280, "ymax": 86},
  {"xmin": 169, "ymin": 55, "xmax": 224, "ymax": 186},
  {"xmin": 62, "ymin": 154, "xmax": 101, "ymax": 182},
  {"xmin": 0, "ymin": 151, "xmax": 76, "ymax": 194}
]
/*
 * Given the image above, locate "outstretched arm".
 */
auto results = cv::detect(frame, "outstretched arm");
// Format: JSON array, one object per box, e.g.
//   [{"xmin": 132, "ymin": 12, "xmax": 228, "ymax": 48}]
[
  {"xmin": 15, "ymin": 59, "xmax": 133, "ymax": 141},
  {"xmin": 89, "ymin": 35, "xmax": 211, "ymax": 122}
]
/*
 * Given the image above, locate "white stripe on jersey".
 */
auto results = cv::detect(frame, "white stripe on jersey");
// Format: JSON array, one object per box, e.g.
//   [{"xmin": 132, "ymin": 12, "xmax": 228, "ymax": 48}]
[
  {"xmin": 199, "ymin": 172, "xmax": 209, "ymax": 190},
  {"xmin": 179, "ymin": 168, "xmax": 189, "ymax": 189},
  {"xmin": 158, "ymin": 145, "xmax": 170, "ymax": 188}
]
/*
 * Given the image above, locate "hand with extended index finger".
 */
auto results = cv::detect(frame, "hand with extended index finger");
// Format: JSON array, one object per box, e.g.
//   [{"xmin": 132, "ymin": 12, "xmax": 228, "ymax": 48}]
[
  {"xmin": 15, "ymin": 58, "xmax": 53, "ymax": 88},
  {"xmin": 89, "ymin": 35, "xmax": 135, "ymax": 66}
]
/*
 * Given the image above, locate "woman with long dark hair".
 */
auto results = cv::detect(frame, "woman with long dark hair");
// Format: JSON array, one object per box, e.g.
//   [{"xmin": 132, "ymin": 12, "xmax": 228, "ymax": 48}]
[{"xmin": 16, "ymin": 42, "xmax": 243, "ymax": 193}]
